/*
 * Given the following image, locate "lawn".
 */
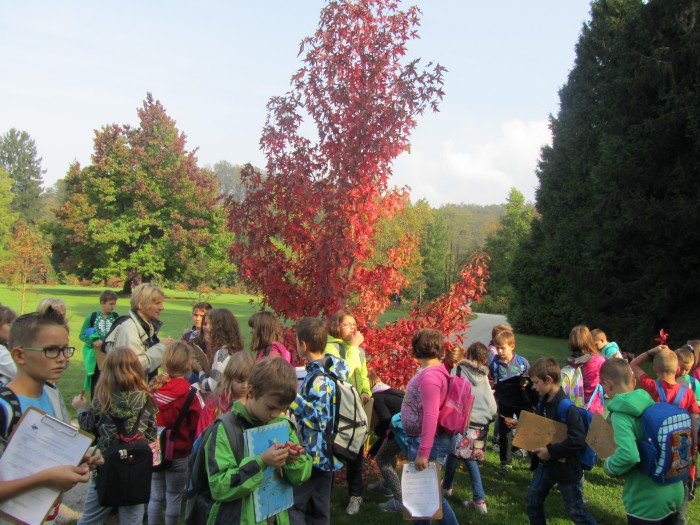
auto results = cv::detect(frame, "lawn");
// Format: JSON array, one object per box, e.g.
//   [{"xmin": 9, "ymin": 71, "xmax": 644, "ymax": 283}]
[{"xmin": 1, "ymin": 285, "xmax": 698, "ymax": 524}]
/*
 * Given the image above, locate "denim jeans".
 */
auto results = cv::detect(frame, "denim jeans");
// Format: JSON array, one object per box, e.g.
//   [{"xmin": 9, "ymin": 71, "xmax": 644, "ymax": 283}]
[
  {"xmin": 442, "ymin": 454, "xmax": 485, "ymax": 502},
  {"xmin": 147, "ymin": 456, "xmax": 188, "ymax": 525},
  {"xmin": 77, "ymin": 478, "xmax": 145, "ymax": 525},
  {"xmin": 525, "ymin": 464, "xmax": 598, "ymax": 525},
  {"xmin": 406, "ymin": 435, "xmax": 458, "ymax": 525}
]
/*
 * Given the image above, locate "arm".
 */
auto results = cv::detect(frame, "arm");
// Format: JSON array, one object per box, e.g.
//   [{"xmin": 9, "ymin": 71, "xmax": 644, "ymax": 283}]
[
  {"xmin": 0, "ymin": 465, "xmax": 90, "ymax": 501},
  {"xmin": 416, "ymin": 370, "xmax": 445, "ymax": 461},
  {"xmin": 604, "ymin": 412, "xmax": 640, "ymax": 477},
  {"xmin": 0, "ymin": 347, "xmax": 17, "ymax": 383},
  {"xmin": 629, "ymin": 346, "xmax": 666, "ymax": 381}
]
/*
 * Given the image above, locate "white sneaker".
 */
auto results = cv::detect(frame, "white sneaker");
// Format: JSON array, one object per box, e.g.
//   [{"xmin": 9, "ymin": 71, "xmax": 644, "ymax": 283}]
[
  {"xmin": 463, "ymin": 500, "xmax": 488, "ymax": 514},
  {"xmin": 346, "ymin": 496, "xmax": 363, "ymax": 515}
]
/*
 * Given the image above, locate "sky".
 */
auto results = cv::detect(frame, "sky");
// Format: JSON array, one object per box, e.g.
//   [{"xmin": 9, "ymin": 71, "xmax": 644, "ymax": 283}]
[{"xmin": 0, "ymin": 1, "xmax": 592, "ymax": 206}]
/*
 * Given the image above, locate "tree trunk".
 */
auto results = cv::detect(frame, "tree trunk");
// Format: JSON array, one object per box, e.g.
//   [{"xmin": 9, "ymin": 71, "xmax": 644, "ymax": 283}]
[{"xmin": 122, "ymin": 270, "xmax": 142, "ymax": 296}]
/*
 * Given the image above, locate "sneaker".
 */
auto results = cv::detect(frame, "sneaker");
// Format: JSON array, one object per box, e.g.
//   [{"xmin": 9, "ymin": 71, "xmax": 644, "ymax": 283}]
[
  {"xmin": 496, "ymin": 464, "xmax": 512, "ymax": 475},
  {"xmin": 443, "ymin": 486, "xmax": 453, "ymax": 497},
  {"xmin": 346, "ymin": 496, "xmax": 363, "ymax": 516},
  {"xmin": 378, "ymin": 498, "xmax": 403, "ymax": 512},
  {"xmin": 492, "ymin": 442, "xmax": 500, "ymax": 453},
  {"xmin": 368, "ymin": 481, "xmax": 393, "ymax": 497},
  {"xmin": 463, "ymin": 500, "xmax": 488, "ymax": 514},
  {"xmin": 513, "ymin": 448, "xmax": 528, "ymax": 458}
]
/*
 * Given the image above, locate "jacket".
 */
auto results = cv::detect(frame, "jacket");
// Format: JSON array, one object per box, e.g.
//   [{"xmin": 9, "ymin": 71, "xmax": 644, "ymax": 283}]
[
  {"xmin": 204, "ymin": 401, "xmax": 312, "ymax": 525},
  {"xmin": 324, "ymin": 336, "xmax": 371, "ymax": 397},
  {"xmin": 454, "ymin": 359, "xmax": 496, "ymax": 426},
  {"xmin": 401, "ymin": 365, "xmax": 449, "ymax": 458},
  {"xmin": 530, "ymin": 388, "xmax": 585, "ymax": 484},
  {"xmin": 603, "ymin": 389, "xmax": 683, "ymax": 520},
  {"xmin": 79, "ymin": 311, "xmax": 119, "ymax": 380},
  {"xmin": 566, "ymin": 352, "xmax": 605, "ymax": 413},
  {"xmin": 289, "ymin": 355, "xmax": 349, "ymax": 471},
  {"xmin": 105, "ymin": 310, "xmax": 167, "ymax": 375},
  {"xmin": 153, "ymin": 377, "xmax": 204, "ymax": 458},
  {"xmin": 600, "ymin": 342, "xmax": 622, "ymax": 360},
  {"xmin": 77, "ymin": 390, "xmax": 157, "ymax": 453}
]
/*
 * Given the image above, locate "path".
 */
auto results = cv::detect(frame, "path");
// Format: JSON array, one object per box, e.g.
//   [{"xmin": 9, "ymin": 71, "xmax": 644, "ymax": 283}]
[{"xmin": 462, "ymin": 312, "xmax": 509, "ymax": 347}]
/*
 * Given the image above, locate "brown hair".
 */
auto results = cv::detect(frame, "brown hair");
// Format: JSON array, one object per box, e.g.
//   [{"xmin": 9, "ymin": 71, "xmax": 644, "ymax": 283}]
[
  {"xmin": 590, "ymin": 328, "xmax": 606, "ymax": 341},
  {"xmin": 529, "ymin": 357, "xmax": 561, "ymax": 384},
  {"xmin": 568, "ymin": 325, "xmax": 597, "ymax": 355},
  {"xmin": 9, "ymin": 308, "xmax": 68, "ymax": 349},
  {"xmin": 249, "ymin": 311, "xmax": 284, "ymax": 352},
  {"xmin": 149, "ymin": 341, "xmax": 193, "ymax": 391},
  {"xmin": 99, "ymin": 290, "xmax": 119, "ymax": 303},
  {"xmin": 445, "ymin": 345, "xmax": 466, "ymax": 368},
  {"xmin": 192, "ymin": 302, "xmax": 213, "ymax": 313},
  {"xmin": 368, "ymin": 372, "xmax": 381, "ymax": 389},
  {"xmin": 94, "ymin": 346, "xmax": 152, "ymax": 414},
  {"xmin": 0, "ymin": 305, "xmax": 17, "ymax": 330},
  {"xmin": 493, "ymin": 330, "xmax": 515, "ymax": 347},
  {"xmin": 686, "ymin": 340, "xmax": 700, "ymax": 375},
  {"xmin": 411, "ymin": 329, "xmax": 444, "ymax": 360},
  {"xmin": 328, "ymin": 309, "xmax": 356, "ymax": 339},
  {"xmin": 198, "ymin": 308, "xmax": 244, "ymax": 361},
  {"xmin": 296, "ymin": 317, "xmax": 328, "ymax": 355},
  {"xmin": 676, "ymin": 347, "xmax": 695, "ymax": 368},
  {"xmin": 466, "ymin": 342, "xmax": 490, "ymax": 366},
  {"xmin": 491, "ymin": 324, "xmax": 511, "ymax": 340},
  {"xmin": 600, "ymin": 358, "xmax": 634, "ymax": 387},
  {"xmin": 653, "ymin": 349, "xmax": 678, "ymax": 376},
  {"xmin": 248, "ymin": 357, "xmax": 297, "ymax": 406},
  {"xmin": 213, "ymin": 351, "xmax": 255, "ymax": 418}
]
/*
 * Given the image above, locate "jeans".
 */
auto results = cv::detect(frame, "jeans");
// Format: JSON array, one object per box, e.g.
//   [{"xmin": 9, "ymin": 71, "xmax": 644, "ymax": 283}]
[
  {"xmin": 147, "ymin": 456, "xmax": 188, "ymax": 525},
  {"xmin": 77, "ymin": 478, "xmax": 145, "ymax": 525},
  {"xmin": 442, "ymin": 454, "xmax": 485, "ymax": 502},
  {"xmin": 406, "ymin": 435, "xmax": 458, "ymax": 525},
  {"xmin": 525, "ymin": 464, "xmax": 598, "ymax": 525}
]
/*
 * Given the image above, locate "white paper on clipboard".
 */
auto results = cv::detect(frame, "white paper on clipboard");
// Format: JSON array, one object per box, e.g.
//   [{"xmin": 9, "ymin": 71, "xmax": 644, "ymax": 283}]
[{"xmin": 0, "ymin": 407, "xmax": 94, "ymax": 525}]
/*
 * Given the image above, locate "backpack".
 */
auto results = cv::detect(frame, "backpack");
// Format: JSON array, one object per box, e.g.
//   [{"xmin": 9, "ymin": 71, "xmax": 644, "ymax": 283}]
[
  {"xmin": 554, "ymin": 397, "xmax": 598, "ymax": 471},
  {"xmin": 304, "ymin": 356, "xmax": 369, "ymax": 463},
  {"xmin": 637, "ymin": 381, "xmax": 693, "ymax": 484},
  {"xmin": 151, "ymin": 387, "xmax": 197, "ymax": 471},
  {"xmin": 438, "ymin": 367, "xmax": 474, "ymax": 436},
  {"xmin": 97, "ymin": 410, "xmax": 153, "ymax": 506},
  {"xmin": 561, "ymin": 365, "xmax": 585, "ymax": 407},
  {"xmin": 185, "ymin": 412, "xmax": 250, "ymax": 525}
]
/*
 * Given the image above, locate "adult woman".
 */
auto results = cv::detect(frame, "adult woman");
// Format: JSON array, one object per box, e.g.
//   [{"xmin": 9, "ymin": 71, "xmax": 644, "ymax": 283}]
[{"xmin": 101, "ymin": 283, "xmax": 172, "ymax": 378}]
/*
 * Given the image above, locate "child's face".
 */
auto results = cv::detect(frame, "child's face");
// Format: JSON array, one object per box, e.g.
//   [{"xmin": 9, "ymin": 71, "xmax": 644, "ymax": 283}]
[
  {"xmin": 496, "ymin": 343, "xmax": 515, "ymax": 361},
  {"xmin": 0, "ymin": 323, "xmax": 10, "ymax": 344},
  {"xmin": 531, "ymin": 375, "xmax": 555, "ymax": 397},
  {"xmin": 594, "ymin": 337, "xmax": 606, "ymax": 351},
  {"xmin": 231, "ymin": 379, "xmax": 249, "ymax": 400},
  {"xmin": 338, "ymin": 316, "xmax": 358, "ymax": 341},
  {"xmin": 101, "ymin": 300, "xmax": 117, "ymax": 315},
  {"xmin": 13, "ymin": 325, "xmax": 70, "ymax": 383},
  {"xmin": 678, "ymin": 359, "xmax": 693, "ymax": 377},
  {"xmin": 246, "ymin": 392, "xmax": 288, "ymax": 423},
  {"xmin": 203, "ymin": 317, "xmax": 212, "ymax": 339},
  {"xmin": 295, "ymin": 337, "xmax": 308, "ymax": 360},
  {"xmin": 192, "ymin": 308, "xmax": 207, "ymax": 330}
]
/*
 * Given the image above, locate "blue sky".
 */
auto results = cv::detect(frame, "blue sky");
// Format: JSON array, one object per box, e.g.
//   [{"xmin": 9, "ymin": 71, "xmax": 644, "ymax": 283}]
[{"xmin": 0, "ymin": 1, "xmax": 592, "ymax": 206}]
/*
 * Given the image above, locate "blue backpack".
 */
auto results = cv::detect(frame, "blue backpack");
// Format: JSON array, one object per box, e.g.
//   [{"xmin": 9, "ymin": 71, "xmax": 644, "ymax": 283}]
[
  {"xmin": 555, "ymin": 394, "xmax": 599, "ymax": 471},
  {"xmin": 637, "ymin": 381, "xmax": 692, "ymax": 484}
]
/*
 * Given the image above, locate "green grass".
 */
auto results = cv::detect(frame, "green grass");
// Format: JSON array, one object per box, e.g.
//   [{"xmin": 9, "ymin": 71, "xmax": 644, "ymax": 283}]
[{"xmin": 2, "ymin": 285, "xmax": 698, "ymax": 524}]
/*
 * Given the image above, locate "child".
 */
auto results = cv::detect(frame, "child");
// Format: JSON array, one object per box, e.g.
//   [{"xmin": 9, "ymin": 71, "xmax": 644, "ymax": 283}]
[
  {"xmin": 565, "ymin": 325, "xmax": 606, "ymax": 414},
  {"xmin": 676, "ymin": 346, "xmax": 700, "ymax": 401},
  {"xmin": 488, "ymin": 324, "xmax": 511, "ymax": 450},
  {"xmin": 600, "ymin": 358, "xmax": 684, "ymax": 524},
  {"xmin": 591, "ymin": 329, "xmax": 623, "ymax": 360},
  {"xmin": 147, "ymin": 342, "xmax": 204, "ymax": 525},
  {"xmin": 442, "ymin": 342, "xmax": 497, "ymax": 514},
  {"xmin": 489, "ymin": 329, "xmax": 531, "ymax": 473},
  {"xmin": 249, "ymin": 311, "xmax": 292, "ymax": 363},
  {"xmin": 401, "ymin": 328, "xmax": 459, "ymax": 525},
  {"xmin": 72, "ymin": 346, "xmax": 157, "ymax": 525},
  {"xmin": 203, "ymin": 357, "xmax": 312, "ymax": 524},
  {"xmin": 0, "ymin": 305, "xmax": 17, "ymax": 384},
  {"xmin": 79, "ymin": 290, "xmax": 119, "ymax": 398},
  {"xmin": 182, "ymin": 302, "xmax": 212, "ymax": 343},
  {"xmin": 0, "ymin": 309, "xmax": 99, "ymax": 520},
  {"xmin": 196, "ymin": 350, "xmax": 255, "ymax": 436},
  {"xmin": 324, "ymin": 309, "xmax": 371, "ymax": 515},
  {"xmin": 193, "ymin": 308, "xmax": 245, "ymax": 393},
  {"xmin": 526, "ymin": 357, "xmax": 598, "ymax": 525},
  {"xmin": 289, "ymin": 317, "xmax": 348, "ymax": 524}
]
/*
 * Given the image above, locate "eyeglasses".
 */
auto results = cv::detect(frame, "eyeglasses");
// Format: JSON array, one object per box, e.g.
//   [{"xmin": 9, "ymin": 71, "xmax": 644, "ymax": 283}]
[
  {"xmin": 21, "ymin": 346, "xmax": 76, "ymax": 358},
  {"xmin": 340, "ymin": 323, "xmax": 358, "ymax": 329}
]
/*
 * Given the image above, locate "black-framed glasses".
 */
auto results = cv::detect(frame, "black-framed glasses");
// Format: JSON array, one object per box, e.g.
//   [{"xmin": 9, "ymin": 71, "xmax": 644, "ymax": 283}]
[{"xmin": 21, "ymin": 346, "xmax": 75, "ymax": 358}]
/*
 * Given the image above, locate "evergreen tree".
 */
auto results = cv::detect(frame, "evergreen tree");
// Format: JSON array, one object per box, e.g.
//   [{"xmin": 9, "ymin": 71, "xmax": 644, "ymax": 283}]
[
  {"xmin": 0, "ymin": 129, "xmax": 44, "ymax": 224},
  {"xmin": 0, "ymin": 167, "xmax": 17, "ymax": 259},
  {"xmin": 421, "ymin": 214, "xmax": 449, "ymax": 300}
]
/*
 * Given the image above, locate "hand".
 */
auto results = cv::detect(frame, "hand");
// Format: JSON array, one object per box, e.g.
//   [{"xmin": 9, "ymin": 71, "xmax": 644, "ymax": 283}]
[
  {"xmin": 82, "ymin": 448, "xmax": 104, "ymax": 470},
  {"xmin": 260, "ymin": 443, "xmax": 289, "ymax": 469},
  {"xmin": 162, "ymin": 336, "xmax": 174, "ymax": 347},
  {"xmin": 191, "ymin": 358, "xmax": 202, "ymax": 374},
  {"xmin": 532, "ymin": 447, "xmax": 551, "ymax": 461},
  {"xmin": 350, "ymin": 331, "xmax": 364, "ymax": 347},
  {"xmin": 283, "ymin": 442, "xmax": 306, "ymax": 463},
  {"xmin": 93, "ymin": 340, "xmax": 102, "ymax": 350},
  {"xmin": 361, "ymin": 393, "xmax": 371, "ymax": 405},
  {"xmin": 41, "ymin": 465, "xmax": 90, "ymax": 491},
  {"xmin": 647, "ymin": 345, "xmax": 668, "ymax": 357},
  {"xmin": 413, "ymin": 455, "xmax": 429, "ymax": 471},
  {"xmin": 71, "ymin": 393, "xmax": 87, "ymax": 410},
  {"xmin": 503, "ymin": 417, "xmax": 518, "ymax": 429}
]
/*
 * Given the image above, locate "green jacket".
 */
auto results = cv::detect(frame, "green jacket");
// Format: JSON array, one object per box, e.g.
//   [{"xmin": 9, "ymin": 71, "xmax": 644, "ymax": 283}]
[
  {"xmin": 324, "ymin": 336, "xmax": 371, "ymax": 397},
  {"xmin": 603, "ymin": 389, "xmax": 683, "ymax": 520},
  {"xmin": 204, "ymin": 401, "xmax": 312, "ymax": 525},
  {"xmin": 78, "ymin": 310, "xmax": 119, "ymax": 388}
]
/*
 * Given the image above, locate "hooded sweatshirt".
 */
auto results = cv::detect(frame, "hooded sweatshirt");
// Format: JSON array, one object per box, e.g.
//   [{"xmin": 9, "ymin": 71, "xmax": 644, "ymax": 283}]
[
  {"xmin": 454, "ymin": 359, "xmax": 497, "ymax": 426},
  {"xmin": 600, "ymin": 342, "xmax": 622, "ymax": 360},
  {"xmin": 324, "ymin": 336, "xmax": 371, "ymax": 397},
  {"xmin": 603, "ymin": 389, "xmax": 683, "ymax": 520},
  {"xmin": 566, "ymin": 352, "xmax": 605, "ymax": 413},
  {"xmin": 153, "ymin": 376, "xmax": 204, "ymax": 458}
]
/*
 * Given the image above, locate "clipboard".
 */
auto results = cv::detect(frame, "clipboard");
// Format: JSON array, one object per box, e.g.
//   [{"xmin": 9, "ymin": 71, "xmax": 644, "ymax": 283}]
[
  {"xmin": 192, "ymin": 344, "xmax": 211, "ymax": 376},
  {"xmin": 0, "ymin": 407, "xmax": 94, "ymax": 525},
  {"xmin": 400, "ymin": 461, "xmax": 443, "ymax": 520},
  {"xmin": 586, "ymin": 413, "xmax": 617, "ymax": 459},
  {"xmin": 512, "ymin": 411, "xmax": 568, "ymax": 451}
]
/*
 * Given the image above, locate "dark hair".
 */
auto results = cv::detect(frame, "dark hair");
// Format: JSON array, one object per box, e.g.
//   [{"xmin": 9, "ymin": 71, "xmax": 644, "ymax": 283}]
[
  {"xmin": 466, "ymin": 342, "xmax": 490, "ymax": 366},
  {"xmin": 249, "ymin": 311, "xmax": 284, "ymax": 352},
  {"xmin": 99, "ymin": 290, "xmax": 119, "ymax": 303},
  {"xmin": 192, "ymin": 302, "xmax": 213, "ymax": 313},
  {"xmin": 0, "ymin": 305, "xmax": 17, "ymax": 327},
  {"xmin": 529, "ymin": 357, "xmax": 561, "ymax": 384},
  {"xmin": 296, "ymin": 317, "xmax": 328, "ymax": 355},
  {"xmin": 600, "ymin": 358, "xmax": 633, "ymax": 387},
  {"xmin": 249, "ymin": 357, "xmax": 297, "ymax": 406},
  {"xmin": 327, "ymin": 309, "xmax": 355, "ymax": 339},
  {"xmin": 411, "ymin": 329, "xmax": 444, "ymax": 360},
  {"xmin": 197, "ymin": 308, "xmax": 244, "ymax": 362},
  {"xmin": 9, "ymin": 307, "xmax": 68, "ymax": 349}
]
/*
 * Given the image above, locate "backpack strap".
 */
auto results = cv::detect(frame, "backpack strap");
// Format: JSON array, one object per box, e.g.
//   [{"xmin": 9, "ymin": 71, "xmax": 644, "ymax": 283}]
[
  {"xmin": 585, "ymin": 384, "xmax": 605, "ymax": 411},
  {"xmin": 327, "ymin": 342, "xmax": 346, "ymax": 361},
  {"xmin": 219, "ymin": 412, "xmax": 247, "ymax": 463},
  {"xmin": 0, "ymin": 386, "xmax": 22, "ymax": 442},
  {"xmin": 89, "ymin": 311, "xmax": 98, "ymax": 328},
  {"xmin": 656, "ymin": 380, "xmax": 687, "ymax": 407},
  {"xmin": 170, "ymin": 387, "xmax": 197, "ymax": 438},
  {"xmin": 110, "ymin": 408, "xmax": 144, "ymax": 441}
]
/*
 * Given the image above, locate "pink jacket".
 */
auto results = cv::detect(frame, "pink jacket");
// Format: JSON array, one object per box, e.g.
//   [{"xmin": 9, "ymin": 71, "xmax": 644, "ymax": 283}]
[{"xmin": 582, "ymin": 354, "xmax": 605, "ymax": 414}]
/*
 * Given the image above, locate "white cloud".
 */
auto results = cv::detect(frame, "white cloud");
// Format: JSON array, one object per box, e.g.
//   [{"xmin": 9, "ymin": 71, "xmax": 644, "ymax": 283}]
[{"xmin": 393, "ymin": 119, "xmax": 551, "ymax": 206}]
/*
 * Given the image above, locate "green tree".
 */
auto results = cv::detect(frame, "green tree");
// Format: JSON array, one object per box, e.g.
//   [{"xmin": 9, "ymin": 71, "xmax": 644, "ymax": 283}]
[
  {"xmin": 0, "ymin": 167, "xmax": 18, "ymax": 259},
  {"xmin": 0, "ymin": 129, "xmax": 45, "ymax": 224},
  {"xmin": 55, "ymin": 94, "xmax": 234, "ymax": 293},
  {"xmin": 483, "ymin": 188, "xmax": 534, "ymax": 312},
  {"xmin": 421, "ymin": 213, "xmax": 449, "ymax": 301},
  {"xmin": 511, "ymin": 0, "xmax": 700, "ymax": 349}
]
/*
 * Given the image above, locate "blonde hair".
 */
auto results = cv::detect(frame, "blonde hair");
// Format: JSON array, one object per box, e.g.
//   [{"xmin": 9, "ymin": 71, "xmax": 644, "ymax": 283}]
[
  {"xmin": 36, "ymin": 298, "xmax": 67, "ymax": 318},
  {"xmin": 445, "ymin": 345, "xmax": 466, "ymax": 368},
  {"xmin": 130, "ymin": 283, "xmax": 164, "ymax": 312},
  {"xmin": 491, "ymin": 324, "xmax": 510, "ymax": 340},
  {"xmin": 494, "ymin": 330, "xmax": 515, "ymax": 347},
  {"xmin": 149, "ymin": 341, "xmax": 193, "ymax": 391},
  {"xmin": 653, "ymin": 349, "xmax": 678, "ymax": 376},
  {"xmin": 212, "ymin": 351, "xmax": 255, "ymax": 418},
  {"xmin": 94, "ymin": 346, "xmax": 152, "ymax": 414},
  {"xmin": 568, "ymin": 325, "xmax": 597, "ymax": 355}
]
